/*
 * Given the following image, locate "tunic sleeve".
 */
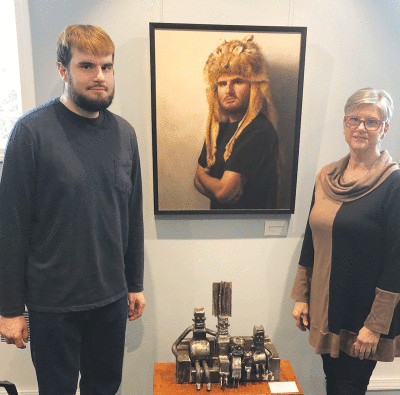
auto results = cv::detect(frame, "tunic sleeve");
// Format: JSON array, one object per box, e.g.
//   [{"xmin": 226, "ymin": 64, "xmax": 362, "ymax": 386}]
[
  {"xmin": 364, "ymin": 177, "xmax": 400, "ymax": 334},
  {"xmin": 291, "ymin": 189, "xmax": 315, "ymax": 303}
]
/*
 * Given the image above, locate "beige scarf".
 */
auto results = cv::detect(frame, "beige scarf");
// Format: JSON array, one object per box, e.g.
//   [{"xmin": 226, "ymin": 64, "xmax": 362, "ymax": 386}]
[{"xmin": 320, "ymin": 150, "xmax": 399, "ymax": 202}]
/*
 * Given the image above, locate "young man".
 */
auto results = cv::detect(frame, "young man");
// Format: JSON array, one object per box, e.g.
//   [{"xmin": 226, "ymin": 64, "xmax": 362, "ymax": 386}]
[
  {"xmin": 0, "ymin": 25, "xmax": 145, "ymax": 394},
  {"xmin": 194, "ymin": 35, "xmax": 280, "ymax": 210}
]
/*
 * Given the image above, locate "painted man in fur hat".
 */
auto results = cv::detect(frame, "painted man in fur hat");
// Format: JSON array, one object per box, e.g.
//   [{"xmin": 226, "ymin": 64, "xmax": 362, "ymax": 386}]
[{"xmin": 194, "ymin": 35, "xmax": 279, "ymax": 209}]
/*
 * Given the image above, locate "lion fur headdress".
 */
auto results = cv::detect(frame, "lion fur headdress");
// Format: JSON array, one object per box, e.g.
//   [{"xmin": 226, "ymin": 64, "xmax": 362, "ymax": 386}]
[{"xmin": 203, "ymin": 35, "xmax": 277, "ymax": 168}]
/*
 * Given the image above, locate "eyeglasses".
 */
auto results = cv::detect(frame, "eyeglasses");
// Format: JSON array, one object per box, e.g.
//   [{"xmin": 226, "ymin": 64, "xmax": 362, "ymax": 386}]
[{"xmin": 344, "ymin": 116, "xmax": 384, "ymax": 131}]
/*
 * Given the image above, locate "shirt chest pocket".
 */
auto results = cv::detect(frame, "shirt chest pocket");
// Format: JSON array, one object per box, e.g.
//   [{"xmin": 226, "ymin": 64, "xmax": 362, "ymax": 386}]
[{"xmin": 114, "ymin": 156, "xmax": 132, "ymax": 194}]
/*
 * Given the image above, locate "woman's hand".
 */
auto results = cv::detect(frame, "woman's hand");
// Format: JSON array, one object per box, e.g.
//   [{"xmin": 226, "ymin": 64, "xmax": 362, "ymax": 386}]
[
  {"xmin": 353, "ymin": 326, "xmax": 380, "ymax": 360},
  {"xmin": 292, "ymin": 302, "xmax": 309, "ymax": 331}
]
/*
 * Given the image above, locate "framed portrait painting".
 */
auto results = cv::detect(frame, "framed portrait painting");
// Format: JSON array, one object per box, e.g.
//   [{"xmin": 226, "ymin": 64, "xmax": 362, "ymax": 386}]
[{"xmin": 150, "ymin": 23, "xmax": 307, "ymax": 215}]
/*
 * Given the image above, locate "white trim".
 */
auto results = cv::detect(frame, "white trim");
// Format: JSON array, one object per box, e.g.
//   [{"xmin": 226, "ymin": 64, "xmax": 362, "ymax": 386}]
[
  {"xmin": 0, "ymin": 391, "xmax": 80, "ymax": 395},
  {"xmin": 3, "ymin": 381, "xmax": 398, "ymax": 394},
  {"xmin": 368, "ymin": 377, "xmax": 400, "ymax": 391},
  {"xmin": 13, "ymin": 0, "xmax": 36, "ymax": 113},
  {"xmin": 0, "ymin": 391, "xmax": 38, "ymax": 395},
  {"xmin": 1, "ymin": 383, "xmax": 393, "ymax": 394}
]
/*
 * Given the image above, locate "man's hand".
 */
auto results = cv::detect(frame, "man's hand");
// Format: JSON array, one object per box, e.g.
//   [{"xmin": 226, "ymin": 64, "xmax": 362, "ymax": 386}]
[
  {"xmin": 127, "ymin": 292, "xmax": 146, "ymax": 321},
  {"xmin": 353, "ymin": 326, "xmax": 380, "ymax": 360},
  {"xmin": 292, "ymin": 302, "xmax": 309, "ymax": 332},
  {"xmin": 0, "ymin": 315, "xmax": 29, "ymax": 349}
]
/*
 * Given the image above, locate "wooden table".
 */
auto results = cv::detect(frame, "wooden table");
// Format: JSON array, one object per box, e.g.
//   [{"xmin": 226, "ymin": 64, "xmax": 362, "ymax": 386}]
[{"xmin": 153, "ymin": 360, "xmax": 303, "ymax": 394}]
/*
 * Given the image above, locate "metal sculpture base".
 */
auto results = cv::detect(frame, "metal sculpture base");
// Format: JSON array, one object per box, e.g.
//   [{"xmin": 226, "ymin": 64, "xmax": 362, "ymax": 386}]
[
  {"xmin": 175, "ymin": 336, "xmax": 280, "ymax": 384},
  {"xmin": 172, "ymin": 282, "xmax": 280, "ymax": 391}
]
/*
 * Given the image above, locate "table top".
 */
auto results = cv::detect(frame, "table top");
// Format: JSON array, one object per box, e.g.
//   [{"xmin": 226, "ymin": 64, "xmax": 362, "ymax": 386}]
[{"xmin": 153, "ymin": 360, "xmax": 303, "ymax": 394}]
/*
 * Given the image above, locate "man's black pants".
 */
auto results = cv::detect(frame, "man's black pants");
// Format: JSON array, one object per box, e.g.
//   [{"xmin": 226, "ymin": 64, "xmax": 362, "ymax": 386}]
[{"xmin": 29, "ymin": 297, "xmax": 128, "ymax": 395}]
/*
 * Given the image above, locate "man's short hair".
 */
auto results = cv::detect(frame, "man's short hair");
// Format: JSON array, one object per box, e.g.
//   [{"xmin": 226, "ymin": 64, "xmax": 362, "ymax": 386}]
[
  {"xmin": 344, "ymin": 88, "xmax": 394, "ymax": 123},
  {"xmin": 57, "ymin": 25, "xmax": 115, "ymax": 67}
]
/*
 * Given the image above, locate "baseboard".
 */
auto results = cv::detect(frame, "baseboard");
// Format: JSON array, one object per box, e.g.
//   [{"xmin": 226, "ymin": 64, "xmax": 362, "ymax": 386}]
[
  {"xmin": 0, "ymin": 391, "xmax": 80, "ymax": 395},
  {"xmin": 368, "ymin": 377, "xmax": 400, "ymax": 391},
  {"xmin": 0, "ymin": 392, "xmax": 39, "ymax": 395},
  {"xmin": 5, "ymin": 381, "xmax": 396, "ymax": 394},
  {"xmin": 1, "ymin": 380, "xmax": 398, "ymax": 394}
]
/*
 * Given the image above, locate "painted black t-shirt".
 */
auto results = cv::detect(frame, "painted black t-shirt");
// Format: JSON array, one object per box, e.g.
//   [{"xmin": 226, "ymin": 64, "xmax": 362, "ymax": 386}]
[{"xmin": 199, "ymin": 113, "xmax": 279, "ymax": 209}]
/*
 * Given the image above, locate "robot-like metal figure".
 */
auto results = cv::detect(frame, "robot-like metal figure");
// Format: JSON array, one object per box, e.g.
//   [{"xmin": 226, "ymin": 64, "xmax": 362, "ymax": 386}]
[
  {"xmin": 230, "ymin": 336, "xmax": 245, "ymax": 387},
  {"xmin": 172, "ymin": 282, "xmax": 280, "ymax": 391},
  {"xmin": 251, "ymin": 325, "xmax": 273, "ymax": 379},
  {"xmin": 172, "ymin": 307, "xmax": 217, "ymax": 391}
]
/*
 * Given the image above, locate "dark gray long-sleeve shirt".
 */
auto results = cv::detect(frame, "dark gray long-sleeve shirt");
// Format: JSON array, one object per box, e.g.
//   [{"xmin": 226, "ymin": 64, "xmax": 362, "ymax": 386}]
[{"xmin": 0, "ymin": 99, "xmax": 144, "ymax": 316}]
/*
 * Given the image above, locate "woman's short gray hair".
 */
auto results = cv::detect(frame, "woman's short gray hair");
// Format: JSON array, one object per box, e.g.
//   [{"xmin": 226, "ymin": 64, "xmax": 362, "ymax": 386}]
[{"xmin": 344, "ymin": 88, "xmax": 394, "ymax": 123}]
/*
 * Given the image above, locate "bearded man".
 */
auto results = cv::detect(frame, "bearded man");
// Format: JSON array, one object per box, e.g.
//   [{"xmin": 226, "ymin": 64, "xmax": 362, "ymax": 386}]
[
  {"xmin": 194, "ymin": 35, "xmax": 279, "ymax": 210},
  {"xmin": 0, "ymin": 25, "xmax": 145, "ymax": 394}
]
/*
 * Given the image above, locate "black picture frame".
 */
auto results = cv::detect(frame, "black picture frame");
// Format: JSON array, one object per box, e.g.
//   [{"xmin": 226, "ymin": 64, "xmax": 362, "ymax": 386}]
[{"xmin": 150, "ymin": 23, "xmax": 307, "ymax": 215}]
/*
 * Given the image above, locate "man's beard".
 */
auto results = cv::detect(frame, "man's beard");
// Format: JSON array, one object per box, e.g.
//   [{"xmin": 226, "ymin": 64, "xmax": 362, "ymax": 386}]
[
  {"xmin": 67, "ymin": 75, "xmax": 115, "ymax": 112},
  {"xmin": 220, "ymin": 102, "xmax": 249, "ymax": 121},
  {"xmin": 219, "ymin": 96, "xmax": 250, "ymax": 120}
]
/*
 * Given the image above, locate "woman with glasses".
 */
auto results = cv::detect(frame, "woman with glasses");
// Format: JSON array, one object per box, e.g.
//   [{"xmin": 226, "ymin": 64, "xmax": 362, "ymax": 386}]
[{"xmin": 291, "ymin": 88, "xmax": 400, "ymax": 395}]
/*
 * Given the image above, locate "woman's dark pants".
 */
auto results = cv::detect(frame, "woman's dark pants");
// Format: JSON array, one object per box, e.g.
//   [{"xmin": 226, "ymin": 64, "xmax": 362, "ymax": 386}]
[{"xmin": 322, "ymin": 351, "xmax": 377, "ymax": 395}]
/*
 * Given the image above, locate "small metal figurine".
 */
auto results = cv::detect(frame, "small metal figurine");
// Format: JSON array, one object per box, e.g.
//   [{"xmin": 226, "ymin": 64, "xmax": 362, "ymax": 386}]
[
  {"xmin": 251, "ymin": 325, "xmax": 271, "ymax": 379},
  {"xmin": 172, "ymin": 307, "xmax": 217, "ymax": 391},
  {"xmin": 172, "ymin": 282, "xmax": 280, "ymax": 391},
  {"xmin": 213, "ymin": 282, "xmax": 231, "ymax": 388},
  {"xmin": 230, "ymin": 337, "xmax": 245, "ymax": 387},
  {"xmin": 216, "ymin": 315, "xmax": 230, "ymax": 387}
]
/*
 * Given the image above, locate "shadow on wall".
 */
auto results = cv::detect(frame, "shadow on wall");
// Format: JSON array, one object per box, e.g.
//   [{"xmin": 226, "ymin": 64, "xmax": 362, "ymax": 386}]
[
  {"xmin": 268, "ymin": 61, "xmax": 301, "ymax": 210},
  {"xmin": 121, "ymin": 253, "xmax": 158, "ymax": 395},
  {"xmin": 268, "ymin": 43, "xmax": 335, "ymax": 395},
  {"xmin": 271, "ymin": 237, "xmax": 326, "ymax": 395},
  {"xmin": 289, "ymin": 43, "xmax": 335, "ymax": 236}
]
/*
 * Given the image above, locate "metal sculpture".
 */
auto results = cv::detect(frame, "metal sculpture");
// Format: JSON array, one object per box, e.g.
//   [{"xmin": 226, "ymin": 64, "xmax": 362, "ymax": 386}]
[{"xmin": 172, "ymin": 282, "xmax": 280, "ymax": 391}]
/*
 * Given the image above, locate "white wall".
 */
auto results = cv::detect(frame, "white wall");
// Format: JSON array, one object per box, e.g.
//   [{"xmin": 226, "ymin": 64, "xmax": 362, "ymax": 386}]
[{"xmin": 1, "ymin": 0, "xmax": 400, "ymax": 394}]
